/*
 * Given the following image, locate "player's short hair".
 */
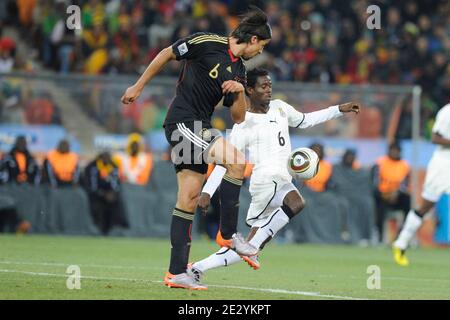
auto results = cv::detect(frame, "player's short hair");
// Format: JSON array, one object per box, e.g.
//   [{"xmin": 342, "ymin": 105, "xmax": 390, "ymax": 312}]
[
  {"xmin": 231, "ymin": 6, "xmax": 272, "ymax": 44},
  {"xmin": 246, "ymin": 68, "xmax": 269, "ymax": 89},
  {"xmin": 389, "ymin": 141, "xmax": 401, "ymax": 151},
  {"xmin": 309, "ymin": 142, "xmax": 324, "ymax": 160}
]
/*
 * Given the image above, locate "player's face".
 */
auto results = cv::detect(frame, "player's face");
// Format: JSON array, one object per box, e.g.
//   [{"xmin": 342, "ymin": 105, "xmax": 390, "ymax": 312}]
[
  {"xmin": 242, "ymin": 38, "xmax": 271, "ymax": 60},
  {"xmin": 252, "ymin": 75, "xmax": 272, "ymax": 106}
]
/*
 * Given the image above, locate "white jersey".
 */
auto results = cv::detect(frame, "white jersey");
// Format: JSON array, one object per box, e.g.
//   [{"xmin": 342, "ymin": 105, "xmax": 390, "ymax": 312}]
[
  {"xmin": 431, "ymin": 103, "xmax": 450, "ymax": 161},
  {"xmin": 421, "ymin": 103, "xmax": 450, "ymax": 202},
  {"xmin": 228, "ymin": 99, "xmax": 342, "ymax": 185}
]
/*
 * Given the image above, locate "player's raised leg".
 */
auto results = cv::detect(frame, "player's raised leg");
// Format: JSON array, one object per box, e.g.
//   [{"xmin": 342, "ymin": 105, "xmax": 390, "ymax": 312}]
[
  {"xmin": 207, "ymin": 137, "xmax": 258, "ymax": 256},
  {"xmin": 164, "ymin": 169, "xmax": 207, "ymax": 290},
  {"xmin": 241, "ymin": 189, "xmax": 305, "ymax": 268},
  {"xmin": 190, "ymin": 188, "xmax": 305, "ymax": 277}
]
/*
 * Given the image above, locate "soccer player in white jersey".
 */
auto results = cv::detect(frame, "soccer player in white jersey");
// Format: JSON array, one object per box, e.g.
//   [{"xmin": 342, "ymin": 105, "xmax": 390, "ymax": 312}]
[
  {"xmin": 187, "ymin": 68, "xmax": 360, "ymax": 284},
  {"xmin": 393, "ymin": 103, "xmax": 450, "ymax": 266}
]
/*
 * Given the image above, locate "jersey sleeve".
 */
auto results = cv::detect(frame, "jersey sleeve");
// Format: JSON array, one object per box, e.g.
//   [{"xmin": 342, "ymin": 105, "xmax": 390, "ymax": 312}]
[
  {"xmin": 281, "ymin": 100, "xmax": 306, "ymax": 127},
  {"xmin": 172, "ymin": 32, "xmax": 223, "ymax": 61},
  {"xmin": 282, "ymin": 100, "xmax": 342, "ymax": 129}
]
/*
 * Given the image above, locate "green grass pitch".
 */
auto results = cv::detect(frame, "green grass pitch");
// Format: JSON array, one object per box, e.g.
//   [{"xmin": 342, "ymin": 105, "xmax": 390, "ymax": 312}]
[{"xmin": 0, "ymin": 234, "xmax": 449, "ymax": 300}]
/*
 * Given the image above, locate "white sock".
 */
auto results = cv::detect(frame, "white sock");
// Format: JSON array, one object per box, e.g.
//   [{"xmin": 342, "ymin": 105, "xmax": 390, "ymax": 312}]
[
  {"xmin": 193, "ymin": 247, "xmax": 241, "ymax": 273},
  {"xmin": 250, "ymin": 207, "xmax": 290, "ymax": 249},
  {"xmin": 394, "ymin": 210, "xmax": 423, "ymax": 250}
]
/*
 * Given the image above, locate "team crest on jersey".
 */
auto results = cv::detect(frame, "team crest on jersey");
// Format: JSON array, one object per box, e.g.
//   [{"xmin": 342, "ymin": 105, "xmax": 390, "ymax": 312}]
[
  {"xmin": 199, "ymin": 128, "xmax": 212, "ymax": 140},
  {"xmin": 278, "ymin": 108, "xmax": 286, "ymax": 117}
]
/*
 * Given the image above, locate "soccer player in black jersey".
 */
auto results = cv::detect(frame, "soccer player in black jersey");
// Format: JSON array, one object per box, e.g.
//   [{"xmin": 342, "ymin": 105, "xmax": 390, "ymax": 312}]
[{"xmin": 121, "ymin": 7, "xmax": 271, "ymax": 290}]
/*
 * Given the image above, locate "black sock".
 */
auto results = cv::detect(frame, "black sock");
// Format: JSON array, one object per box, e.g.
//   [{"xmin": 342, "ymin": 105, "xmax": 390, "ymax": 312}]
[
  {"xmin": 414, "ymin": 209, "xmax": 425, "ymax": 219},
  {"xmin": 169, "ymin": 208, "xmax": 194, "ymax": 275},
  {"xmin": 219, "ymin": 174, "xmax": 243, "ymax": 239},
  {"xmin": 281, "ymin": 204, "xmax": 295, "ymax": 219}
]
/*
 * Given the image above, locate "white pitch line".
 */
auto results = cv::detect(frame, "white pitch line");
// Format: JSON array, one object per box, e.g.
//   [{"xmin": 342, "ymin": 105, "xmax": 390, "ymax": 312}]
[
  {"xmin": 0, "ymin": 260, "xmax": 165, "ymax": 271},
  {"xmin": 313, "ymin": 273, "xmax": 450, "ymax": 283},
  {"xmin": 2, "ymin": 260, "xmax": 449, "ymax": 284},
  {"xmin": 0, "ymin": 269, "xmax": 367, "ymax": 300},
  {"xmin": 206, "ymin": 283, "xmax": 367, "ymax": 300}
]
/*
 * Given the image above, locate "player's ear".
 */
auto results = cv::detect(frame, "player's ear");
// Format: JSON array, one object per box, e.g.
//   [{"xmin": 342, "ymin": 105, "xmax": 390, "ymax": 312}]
[
  {"xmin": 250, "ymin": 35, "xmax": 259, "ymax": 44},
  {"xmin": 245, "ymin": 86, "xmax": 253, "ymax": 96}
]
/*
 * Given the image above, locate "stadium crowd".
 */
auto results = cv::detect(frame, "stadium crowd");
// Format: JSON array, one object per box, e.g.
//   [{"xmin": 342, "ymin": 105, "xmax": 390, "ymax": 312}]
[{"xmin": 0, "ymin": 0, "xmax": 449, "ymax": 137}]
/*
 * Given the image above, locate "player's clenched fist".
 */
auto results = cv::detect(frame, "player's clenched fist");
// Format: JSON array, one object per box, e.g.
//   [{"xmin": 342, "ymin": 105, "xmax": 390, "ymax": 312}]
[
  {"xmin": 198, "ymin": 192, "xmax": 211, "ymax": 215},
  {"xmin": 338, "ymin": 102, "xmax": 361, "ymax": 114},
  {"xmin": 222, "ymin": 80, "xmax": 245, "ymax": 94},
  {"xmin": 121, "ymin": 84, "xmax": 143, "ymax": 104}
]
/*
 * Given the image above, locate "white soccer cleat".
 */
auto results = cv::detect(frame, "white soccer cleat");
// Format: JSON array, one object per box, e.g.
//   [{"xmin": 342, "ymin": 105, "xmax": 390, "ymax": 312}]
[
  {"xmin": 241, "ymin": 254, "xmax": 260, "ymax": 270},
  {"xmin": 231, "ymin": 233, "xmax": 259, "ymax": 256},
  {"xmin": 216, "ymin": 231, "xmax": 259, "ymax": 256},
  {"xmin": 186, "ymin": 263, "xmax": 204, "ymax": 284},
  {"xmin": 164, "ymin": 272, "xmax": 207, "ymax": 290}
]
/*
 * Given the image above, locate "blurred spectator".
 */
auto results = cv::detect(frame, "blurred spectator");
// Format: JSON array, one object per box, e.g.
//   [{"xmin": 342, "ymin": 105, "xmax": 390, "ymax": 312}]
[
  {"xmin": 0, "ymin": 135, "xmax": 34, "ymax": 234},
  {"xmin": 17, "ymin": 0, "xmax": 36, "ymax": 29},
  {"xmin": 331, "ymin": 148, "xmax": 374, "ymax": 244},
  {"xmin": 115, "ymin": 133, "xmax": 153, "ymax": 186},
  {"xmin": 24, "ymin": 91, "xmax": 62, "ymax": 125},
  {"xmin": 0, "ymin": 202, "xmax": 20, "ymax": 233},
  {"xmin": 83, "ymin": 151, "xmax": 122, "ymax": 235},
  {"xmin": 111, "ymin": 14, "xmax": 139, "ymax": 73},
  {"xmin": 0, "ymin": 135, "xmax": 40, "ymax": 185},
  {"xmin": 82, "ymin": 20, "xmax": 109, "ymax": 74},
  {"xmin": 82, "ymin": 0, "xmax": 106, "ymax": 29},
  {"xmin": 52, "ymin": 3, "xmax": 77, "ymax": 73},
  {"xmin": 42, "ymin": 139, "xmax": 80, "ymax": 187},
  {"xmin": 0, "ymin": 192, "xmax": 29, "ymax": 234},
  {"xmin": 340, "ymin": 148, "xmax": 361, "ymax": 171},
  {"xmin": 147, "ymin": 11, "xmax": 174, "ymax": 49},
  {"xmin": 372, "ymin": 142, "xmax": 411, "ymax": 243},
  {"xmin": 0, "ymin": 36, "xmax": 16, "ymax": 73},
  {"xmin": 304, "ymin": 142, "xmax": 333, "ymax": 192}
]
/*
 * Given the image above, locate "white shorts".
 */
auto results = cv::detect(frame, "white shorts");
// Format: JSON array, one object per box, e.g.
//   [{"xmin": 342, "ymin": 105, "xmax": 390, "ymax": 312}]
[
  {"xmin": 246, "ymin": 180, "xmax": 299, "ymax": 226},
  {"xmin": 422, "ymin": 155, "xmax": 450, "ymax": 202}
]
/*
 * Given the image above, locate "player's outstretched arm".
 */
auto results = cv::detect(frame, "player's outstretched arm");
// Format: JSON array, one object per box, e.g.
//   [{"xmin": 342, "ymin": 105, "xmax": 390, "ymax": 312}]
[
  {"xmin": 121, "ymin": 46, "xmax": 176, "ymax": 104},
  {"xmin": 287, "ymin": 101, "xmax": 361, "ymax": 129},
  {"xmin": 223, "ymin": 80, "xmax": 247, "ymax": 124}
]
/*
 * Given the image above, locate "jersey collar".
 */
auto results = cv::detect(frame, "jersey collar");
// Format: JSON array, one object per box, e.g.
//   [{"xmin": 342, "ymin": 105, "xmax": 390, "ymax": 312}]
[{"xmin": 228, "ymin": 40, "xmax": 239, "ymax": 63}]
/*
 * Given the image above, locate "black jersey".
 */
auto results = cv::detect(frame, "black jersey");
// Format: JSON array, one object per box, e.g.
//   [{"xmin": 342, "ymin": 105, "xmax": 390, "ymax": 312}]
[{"xmin": 164, "ymin": 32, "xmax": 246, "ymax": 126}]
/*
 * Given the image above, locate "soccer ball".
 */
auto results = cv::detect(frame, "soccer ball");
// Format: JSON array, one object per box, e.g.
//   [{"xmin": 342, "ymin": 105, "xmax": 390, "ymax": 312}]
[{"xmin": 287, "ymin": 147, "xmax": 320, "ymax": 180}]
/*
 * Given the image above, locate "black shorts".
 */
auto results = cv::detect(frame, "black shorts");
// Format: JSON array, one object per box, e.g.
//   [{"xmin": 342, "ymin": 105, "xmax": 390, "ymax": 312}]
[{"xmin": 164, "ymin": 121, "xmax": 222, "ymax": 174}]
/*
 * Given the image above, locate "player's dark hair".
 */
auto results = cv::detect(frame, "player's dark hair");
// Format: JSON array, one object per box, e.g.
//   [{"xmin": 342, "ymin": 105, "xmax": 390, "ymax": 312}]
[
  {"xmin": 246, "ymin": 68, "xmax": 269, "ymax": 88},
  {"xmin": 389, "ymin": 141, "xmax": 401, "ymax": 151},
  {"xmin": 309, "ymin": 142, "xmax": 324, "ymax": 160},
  {"xmin": 231, "ymin": 6, "xmax": 272, "ymax": 44}
]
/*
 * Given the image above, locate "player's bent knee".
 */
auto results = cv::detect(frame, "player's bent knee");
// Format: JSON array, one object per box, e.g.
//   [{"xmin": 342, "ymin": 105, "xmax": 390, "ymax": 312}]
[
  {"xmin": 292, "ymin": 197, "xmax": 306, "ymax": 214},
  {"xmin": 283, "ymin": 192, "xmax": 305, "ymax": 217},
  {"xmin": 225, "ymin": 163, "xmax": 245, "ymax": 179},
  {"xmin": 176, "ymin": 193, "xmax": 199, "ymax": 213}
]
